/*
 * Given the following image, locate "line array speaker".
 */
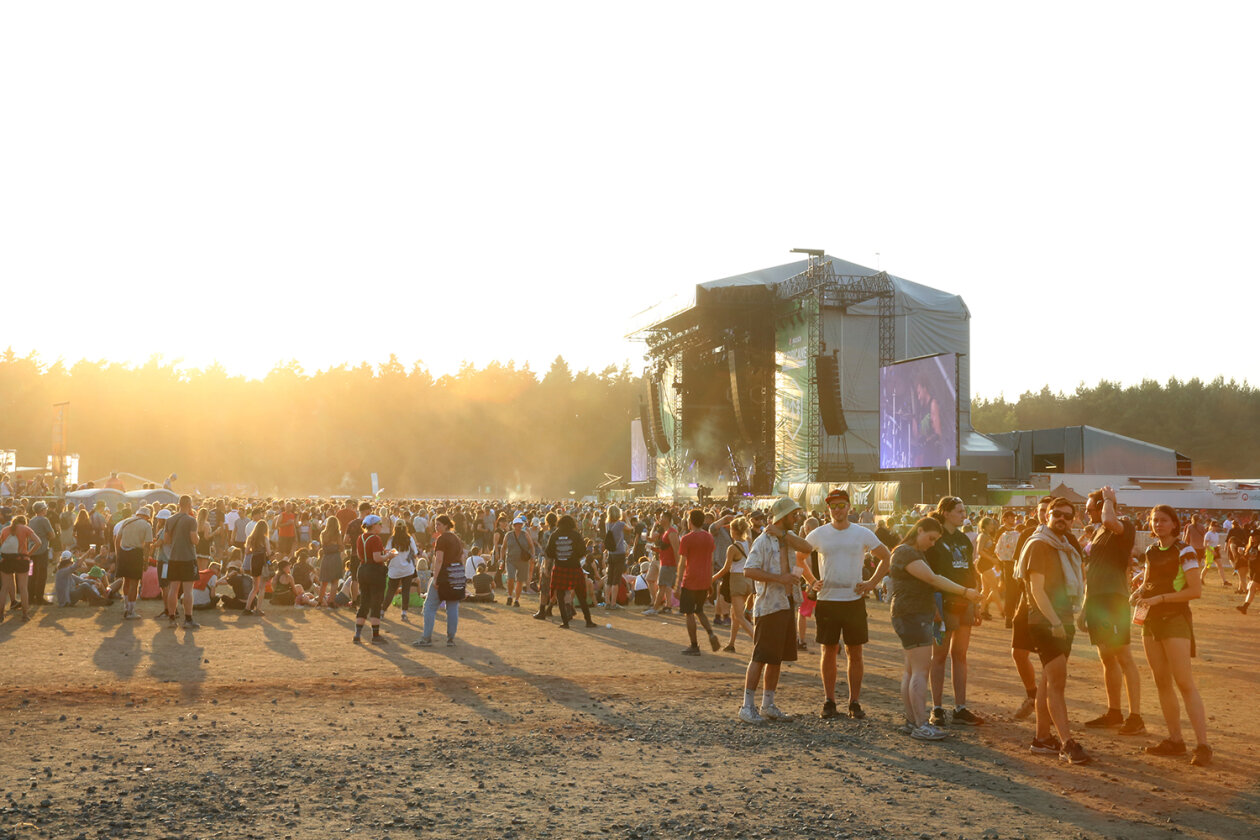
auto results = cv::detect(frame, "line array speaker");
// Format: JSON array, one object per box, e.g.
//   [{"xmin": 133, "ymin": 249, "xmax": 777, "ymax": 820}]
[
  {"xmin": 816, "ymin": 354, "xmax": 848, "ymax": 436},
  {"xmin": 728, "ymin": 348, "xmax": 755, "ymax": 443},
  {"xmin": 647, "ymin": 377, "xmax": 671, "ymax": 454},
  {"xmin": 638, "ymin": 397, "xmax": 658, "ymax": 457}
]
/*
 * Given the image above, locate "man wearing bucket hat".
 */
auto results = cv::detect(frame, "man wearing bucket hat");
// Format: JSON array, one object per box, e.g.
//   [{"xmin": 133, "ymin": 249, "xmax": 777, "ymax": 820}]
[
  {"xmin": 114, "ymin": 505, "xmax": 154, "ymax": 620},
  {"xmin": 738, "ymin": 496, "xmax": 815, "ymax": 724}
]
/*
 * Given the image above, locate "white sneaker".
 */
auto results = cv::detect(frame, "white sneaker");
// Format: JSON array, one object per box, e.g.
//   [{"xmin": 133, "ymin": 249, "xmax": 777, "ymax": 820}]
[
  {"xmin": 738, "ymin": 706, "xmax": 765, "ymax": 725},
  {"xmin": 910, "ymin": 724, "xmax": 948, "ymax": 741},
  {"xmin": 760, "ymin": 704, "xmax": 793, "ymax": 722},
  {"xmin": 400, "ymin": 610, "xmax": 409, "ymax": 620},
  {"xmin": 643, "ymin": 608, "xmax": 658, "ymax": 615}
]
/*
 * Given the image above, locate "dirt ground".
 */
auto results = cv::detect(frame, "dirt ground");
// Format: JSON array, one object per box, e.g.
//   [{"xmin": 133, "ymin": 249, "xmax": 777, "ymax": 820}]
[{"xmin": 0, "ymin": 584, "xmax": 1256, "ymax": 840}]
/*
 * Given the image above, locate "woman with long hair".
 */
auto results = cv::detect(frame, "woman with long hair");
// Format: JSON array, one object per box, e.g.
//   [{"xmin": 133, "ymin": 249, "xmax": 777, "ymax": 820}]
[
  {"xmin": 73, "ymin": 508, "xmax": 93, "ymax": 553},
  {"xmin": 1135, "ymin": 504, "xmax": 1211, "ymax": 765},
  {"xmin": 382, "ymin": 521, "xmax": 419, "ymax": 620},
  {"xmin": 242, "ymin": 518, "xmax": 270, "ymax": 616},
  {"xmin": 711, "ymin": 516, "xmax": 755, "ymax": 653},
  {"xmin": 545, "ymin": 515, "xmax": 595, "ymax": 629},
  {"xmin": 318, "ymin": 516, "xmax": 343, "ymax": 607},
  {"xmin": 890, "ymin": 517, "xmax": 981, "ymax": 740},
  {"xmin": 974, "ymin": 516, "xmax": 1002, "ymax": 620},
  {"xmin": 926, "ymin": 496, "xmax": 983, "ymax": 726}
]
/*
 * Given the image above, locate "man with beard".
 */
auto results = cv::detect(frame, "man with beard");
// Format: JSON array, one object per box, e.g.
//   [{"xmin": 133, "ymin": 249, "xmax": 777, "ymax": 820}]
[{"xmin": 1023, "ymin": 497, "xmax": 1091, "ymax": 765}]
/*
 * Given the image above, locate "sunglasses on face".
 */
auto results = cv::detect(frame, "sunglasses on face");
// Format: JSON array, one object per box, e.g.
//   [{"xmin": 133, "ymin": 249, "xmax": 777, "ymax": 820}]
[{"xmin": 1050, "ymin": 511, "xmax": 1073, "ymax": 520}]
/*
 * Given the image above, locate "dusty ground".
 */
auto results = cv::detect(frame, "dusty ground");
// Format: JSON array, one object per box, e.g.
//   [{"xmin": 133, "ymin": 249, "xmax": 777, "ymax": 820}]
[{"xmin": 0, "ymin": 584, "xmax": 1256, "ymax": 840}]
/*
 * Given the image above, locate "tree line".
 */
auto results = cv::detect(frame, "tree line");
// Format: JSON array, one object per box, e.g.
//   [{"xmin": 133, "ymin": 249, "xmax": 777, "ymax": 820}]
[
  {"xmin": 0, "ymin": 349, "xmax": 642, "ymax": 498},
  {"xmin": 971, "ymin": 377, "xmax": 1260, "ymax": 478}
]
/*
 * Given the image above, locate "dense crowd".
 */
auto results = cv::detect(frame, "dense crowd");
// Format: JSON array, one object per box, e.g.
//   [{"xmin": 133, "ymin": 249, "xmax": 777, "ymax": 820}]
[{"xmin": 2, "ymin": 487, "xmax": 1257, "ymax": 769}]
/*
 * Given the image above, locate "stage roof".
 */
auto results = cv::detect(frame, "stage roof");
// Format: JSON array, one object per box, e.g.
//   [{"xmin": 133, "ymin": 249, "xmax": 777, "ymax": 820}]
[{"xmin": 629, "ymin": 254, "xmax": 969, "ymax": 337}]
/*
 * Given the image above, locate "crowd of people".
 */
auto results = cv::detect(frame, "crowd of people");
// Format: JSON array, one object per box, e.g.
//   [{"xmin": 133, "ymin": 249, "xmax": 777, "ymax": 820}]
[{"xmin": 2, "ymin": 487, "xmax": 1255, "ymax": 769}]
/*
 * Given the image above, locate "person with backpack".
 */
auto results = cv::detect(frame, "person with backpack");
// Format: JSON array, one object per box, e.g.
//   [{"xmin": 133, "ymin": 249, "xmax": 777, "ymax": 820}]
[
  {"xmin": 414, "ymin": 514, "xmax": 464, "ymax": 647},
  {"xmin": 502, "ymin": 516, "xmax": 536, "ymax": 608},
  {"xmin": 545, "ymin": 515, "xmax": 596, "ymax": 629}
]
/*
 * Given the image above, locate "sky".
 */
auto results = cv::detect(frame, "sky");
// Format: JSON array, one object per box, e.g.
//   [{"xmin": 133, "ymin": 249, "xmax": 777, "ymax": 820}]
[{"xmin": 2, "ymin": 2, "xmax": 1257, "ymax": 400}]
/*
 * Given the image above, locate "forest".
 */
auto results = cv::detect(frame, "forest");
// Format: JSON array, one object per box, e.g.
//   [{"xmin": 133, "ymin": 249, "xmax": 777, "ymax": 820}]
[
  {"xmin": 0, "ymin": 350, "xmax": 642, "ymax": 498},
  {"xmin": 4, "ymin": 348, "xmax": 1258, "ymax": 498},
  {"xmin": 971, "ymin": 377, "xmax": 1260, "ymax": 478}
]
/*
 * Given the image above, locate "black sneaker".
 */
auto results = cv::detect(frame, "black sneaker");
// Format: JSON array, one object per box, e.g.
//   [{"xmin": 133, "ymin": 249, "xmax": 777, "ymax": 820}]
[
  {"xmin": 820, "ymin": 700, "xmax": 840, "ymax": 719},
  {"xmin": 1145, "ymin": 739, "xmax": 1187, "ymax": 757},
  {"xmin": 1190, "ymin": 744, "xmax": 1213, "ymax": 766},
  {"xmin": 952, "ymin": 707, "xmax": 982, "ymax": 726},
  {"xmin": 1059, "ymin": 739, "xmax": 1092, "ymax": 765},
  {"xmin": 1118, "ymin": 714, "xmax": 1147, "ymax": 736},
  {"xmin": 371, "ymin": 635, "xmax": 388, "ymax": 645},
  {"xmin": 1084, "ymin": 710, "xmax": 1124, "ymax": 728},
  {"xmin": 848, "ymin": 702, "xmax": 867, "ymax": 720},
  {"xmin": 1029, "ymin": 736, "xmax": 1062, "ymax": 756},
  {"xmin": 796, "ymin": 640, "xmax": 808, "ymax": 652},
  {"xmin": 929, "ymin": 707, "xmax": 947, "ymax": 727},
  {"xmin": 680, "ymin": 646, "xmax": 701, "ymax": 656}
]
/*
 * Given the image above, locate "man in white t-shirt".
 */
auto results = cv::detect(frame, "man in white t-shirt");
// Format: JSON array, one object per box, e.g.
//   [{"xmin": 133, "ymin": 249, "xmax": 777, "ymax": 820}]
[{"xmin": 804, "ymin": 488, "xmax": 892, "ymax": 720}]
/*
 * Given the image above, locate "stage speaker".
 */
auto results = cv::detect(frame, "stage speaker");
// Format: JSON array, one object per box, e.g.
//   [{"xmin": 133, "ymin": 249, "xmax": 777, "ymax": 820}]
[
  {"xmin": 728, "ymin": 348, "xmax": 755, "ymax": 443},
  {"xmin": 815, "ymin": 354, "xmax": 848, "ymax": 436},
  {"xmin": 647, "ymin": 377, "xmax": 671, "ymax": 454},
  {"xmin": 639, "ymin": 397, "xmax": 658, "ymax": 457}
]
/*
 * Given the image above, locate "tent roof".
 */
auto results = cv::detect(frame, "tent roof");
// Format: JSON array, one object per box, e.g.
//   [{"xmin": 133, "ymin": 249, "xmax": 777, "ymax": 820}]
[{"xmin": 1049, "ymin": 483, "xmax": 1087, "ymax": 503}]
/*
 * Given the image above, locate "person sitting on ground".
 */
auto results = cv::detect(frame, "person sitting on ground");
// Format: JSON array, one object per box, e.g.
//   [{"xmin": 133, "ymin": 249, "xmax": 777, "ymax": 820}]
[
  {"xmin": 467, "ymin": 562, "xmax": 496, "ymax": 603},
  {"xmin": 632, "ymin": 561, "xmax": 653, "ymax": 606},
  {"xmin": 269, "ymin": 559, "xmax": 319, "ymax": 607},
  {"xmin": 219, "ymin": 559, "xmax": 251, "ymax": 610},
  {"xmin": 193, "ymin": 561, "xmax": 222, "ymax": 610}
]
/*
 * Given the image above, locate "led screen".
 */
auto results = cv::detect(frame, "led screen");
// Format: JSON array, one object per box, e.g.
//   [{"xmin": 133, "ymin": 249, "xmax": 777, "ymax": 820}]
[
  {"xmin": 879, "ymin": 353, "xmax": 958, "ymax": 470},
  {"xmin": 630, "ymin": 419, "xmax": 649, "ymax": 482}
]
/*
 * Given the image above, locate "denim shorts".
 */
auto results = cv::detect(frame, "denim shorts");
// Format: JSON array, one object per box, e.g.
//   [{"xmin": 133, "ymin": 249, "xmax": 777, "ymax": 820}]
[{"xmin": 891, "ymin": 614, "xmax": 934, "ymax": 649}]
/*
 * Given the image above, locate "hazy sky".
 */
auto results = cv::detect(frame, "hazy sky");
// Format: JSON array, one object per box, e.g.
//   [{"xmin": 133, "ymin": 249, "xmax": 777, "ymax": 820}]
[{"xmin": 3, "ymin": 2, "xmax": 1256, "ymax": 399}]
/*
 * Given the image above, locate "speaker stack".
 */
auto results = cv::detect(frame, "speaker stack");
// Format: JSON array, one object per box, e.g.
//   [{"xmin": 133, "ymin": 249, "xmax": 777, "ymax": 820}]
[
  {"xmin": 647, "ymin": 377, "xmax": 671, "ymax": 454},
  {"xmin": 815, "ymin": 354, "xmax": 848, "ymax": 436}
]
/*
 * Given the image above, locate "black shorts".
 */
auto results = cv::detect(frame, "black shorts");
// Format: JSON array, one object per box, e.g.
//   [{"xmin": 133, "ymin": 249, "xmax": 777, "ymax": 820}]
[
  {"xmin": 117, "ymin": 547, "xmax": 145, "ymax": 580},
  {"xmin": 166, "ymin": 560, "xmax": 198, "ymax": 583},
  {"xmin": 249, "ymin": 552, "xmax": 268, "ymax": 577},
  {"xmin": 814, "ymin": 599, "xmax": 869, "ymax": 647},
  {"xmin": 752, "ymin": 609, "xmax": 798, "ymax": 664},
  {"xmin": 278, "ymin": 535, "xmax": 296, "ymax": 555},
  {"xmin": 1010, "ymin": 610, "xmax": 1034, "ymax": 652},
  {"xmin": 678, "ymin": 587, "xmax": 709, "ymax": 615},
  {"xmin": 1085, "ymin": 593, "xmax": 1132, "ymax": 648},
  {"xmin": 0, "ymin": 554, "xmax": 27, "ymax": 575},
  {"xmin": 1143, "ymin": 610, "xmax": 1194, "ymax": 642},
  {"xmin": 1029, "ymin": 622, "xmax": 1075, "ymax": 665}
]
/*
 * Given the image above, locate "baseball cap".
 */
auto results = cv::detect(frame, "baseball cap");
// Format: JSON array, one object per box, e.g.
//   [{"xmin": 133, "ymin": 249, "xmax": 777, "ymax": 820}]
[
  {"xmin": 362, "ymin": 514, "xmax": 382, "ymax": 527},
  {"xmin": 60, "ymin": 550, "xmax": 73, "ymax": 561},
  {"xmin": 512, "ymin": 516, "xmax": 526, "ymax": 525},
  {"xmin": 825, "ymin": 488, "xmax": 850, "ymax": 504},
  {"xmin": 156, "ymin": 509, "xmax": 172, "ymax": 520}
]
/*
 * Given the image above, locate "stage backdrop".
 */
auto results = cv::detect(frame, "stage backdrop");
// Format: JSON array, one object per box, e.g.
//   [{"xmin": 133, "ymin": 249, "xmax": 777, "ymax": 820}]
[{"xmin": 775, "ymin": 301, "xmax": 814, "ymax": 487}]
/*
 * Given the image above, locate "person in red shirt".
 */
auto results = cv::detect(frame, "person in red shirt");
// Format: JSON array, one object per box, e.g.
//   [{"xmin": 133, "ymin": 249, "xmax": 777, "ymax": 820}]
[
  {"xmin": 675, "ymin": 508, "xmax": 721, "ymax": 655},
  {"xmin": 277, "ymin": 502, "xmax": 298, "ymax": 556},
  {"xmin": 648, "ymin": 510, "xmax": 681, "ymax": 615}
]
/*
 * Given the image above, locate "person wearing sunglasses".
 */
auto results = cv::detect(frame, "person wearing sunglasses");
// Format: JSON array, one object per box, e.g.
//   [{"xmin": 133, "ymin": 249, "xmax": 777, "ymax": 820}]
[{"xmin": 1023, "ymin": 497, "xmax": 1092, "ymax": 765}]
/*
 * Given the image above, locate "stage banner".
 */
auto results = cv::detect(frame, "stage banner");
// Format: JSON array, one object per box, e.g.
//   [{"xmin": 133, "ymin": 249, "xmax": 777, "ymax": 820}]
[
  {"xmin": 775, "ymin": 311, "xmax": 813, "ymax": 489},
  {"xmin": 805, "ymin": 483, "xmax": 828, "ymax": 510},
  {"xmin": 630, "ymin": 419, "xmax": 649, "ymax": 483},
  {"xmin": 874, "ymin": 481, "xmax": 901, "ymax": 514},
  {"xmin": 787, "ymin": 483, "xmax": 809, "ymax": 505}
]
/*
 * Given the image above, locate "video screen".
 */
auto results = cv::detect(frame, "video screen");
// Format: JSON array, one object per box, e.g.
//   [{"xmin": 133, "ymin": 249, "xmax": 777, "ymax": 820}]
[
  {"xmin": 630, "ymin": 419, "xmax": 649, "ymax": 482},
  {"xmin": 879, "ymin": 353, "xmax": 958, "ymax": 470}
]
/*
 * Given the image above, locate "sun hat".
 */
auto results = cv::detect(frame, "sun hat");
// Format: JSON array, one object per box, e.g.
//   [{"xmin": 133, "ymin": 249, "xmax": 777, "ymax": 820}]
[{"xmin": 769, "ymin": 497, "xmax": 802, "ymax": 524}]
